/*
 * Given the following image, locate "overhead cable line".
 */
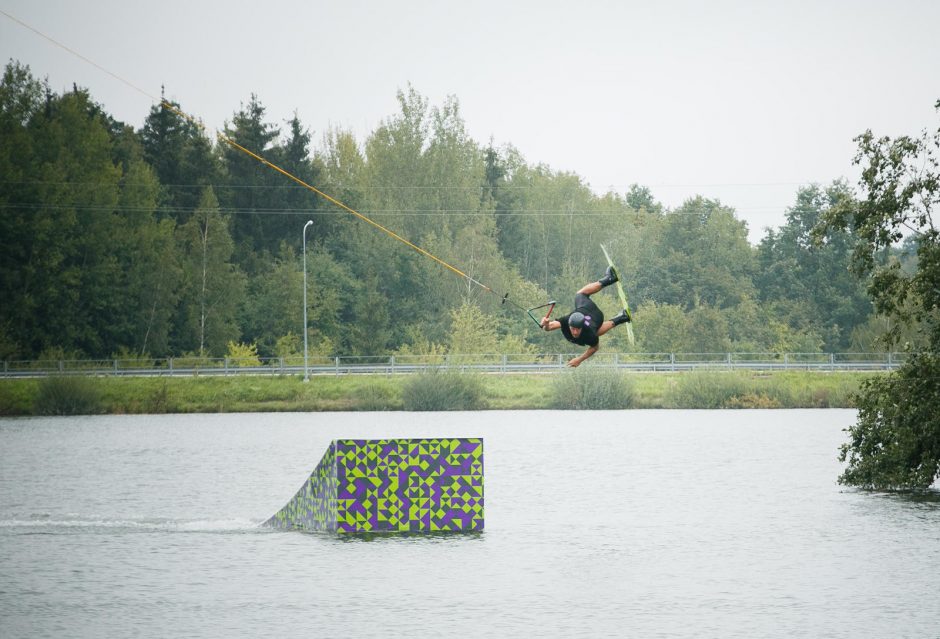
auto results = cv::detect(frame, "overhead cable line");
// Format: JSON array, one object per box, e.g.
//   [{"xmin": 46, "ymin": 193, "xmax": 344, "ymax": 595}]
[
  {"xmin": 0, "ymin": 9, "xmax": 533, "ymax": 314},
  {"xmin": 0, "ymin": 179, "xmax": 825, "ymax": 191},
  {"xmin": 0, "ymin": 203, "xmax": 793, "ymax": 215}
]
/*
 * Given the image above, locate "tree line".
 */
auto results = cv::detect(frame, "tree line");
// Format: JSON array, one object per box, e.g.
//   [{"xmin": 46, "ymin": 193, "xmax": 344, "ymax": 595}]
[
  {"xmin": 0, "ymin": 60, "xmax": 910, "ymax": 362},
  {"xmin": 3, "ymin": 60, "xmax": 939, "ymax": 488}
]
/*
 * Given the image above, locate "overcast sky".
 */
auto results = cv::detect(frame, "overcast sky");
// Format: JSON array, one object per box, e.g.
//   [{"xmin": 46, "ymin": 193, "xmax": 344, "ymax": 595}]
[{"xmin": 2, "ymin": 0, "xmax": 938, "ymax": 243}]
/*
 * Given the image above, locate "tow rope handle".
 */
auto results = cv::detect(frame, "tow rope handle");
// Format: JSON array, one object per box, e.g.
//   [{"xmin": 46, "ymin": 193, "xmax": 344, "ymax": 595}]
[{"xmin": 525, "ymin": 301, "xmax": 556, "ymax": 328}]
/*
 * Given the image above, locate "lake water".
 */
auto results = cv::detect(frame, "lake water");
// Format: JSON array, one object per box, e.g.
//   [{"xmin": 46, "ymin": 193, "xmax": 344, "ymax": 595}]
[{"xmin": 1, "ymin": 410, "xmax": 938, "ymax": 638}]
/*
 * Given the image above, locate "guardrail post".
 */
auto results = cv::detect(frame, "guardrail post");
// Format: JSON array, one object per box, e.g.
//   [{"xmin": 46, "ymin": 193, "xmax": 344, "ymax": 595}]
[
  {"xmin": 114, "ymin": 359, "xmax": 119, "ymax": 375},
  {"xmin": 830, "ymin": 353, "xmax": 835, "ymax": 371},
  {"xmin": 727, "ymin": 352, "xmax": 732, "ymax": 369},
  {"xmin": 670, "ymin": 353, "xmax": 675, "ymax": 372},
  {"xmin": 335, "ymin": 356, "xmax": 340, "ymax": 376},
  {"xmin": 58, "ymin": 360, "xmax": 64, "ymax": 373},
  {"xmin": 390, "ymin": 355, "xmax": 395, "ymax": 376},
  {"xmin": 225, "ymin": 357, "xmax": 229, "ymax": 375},
  {"xmin": 887, "ymin": 352, "xmax": 893, "ymax": 368},
  {"xmin": 502, "ymin": 354, "xmax": 508, "ymax": 374}
]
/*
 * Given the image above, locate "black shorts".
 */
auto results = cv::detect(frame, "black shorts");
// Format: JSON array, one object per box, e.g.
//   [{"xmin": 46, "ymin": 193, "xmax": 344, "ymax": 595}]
[{"xmin": 574, "ymin": 293, "xmax": 604, "ymax": 325}]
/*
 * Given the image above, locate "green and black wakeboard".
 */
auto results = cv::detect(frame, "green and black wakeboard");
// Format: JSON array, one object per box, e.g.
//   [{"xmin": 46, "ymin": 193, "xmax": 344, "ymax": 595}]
[{"xmin": 600, "ymin": 244, "xmax": 635, "ymax": 345}]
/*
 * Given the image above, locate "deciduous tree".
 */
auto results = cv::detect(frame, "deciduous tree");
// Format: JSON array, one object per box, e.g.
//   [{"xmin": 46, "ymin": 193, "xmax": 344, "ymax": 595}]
[
  {"xmin": 175, "ymin": 187, "xmax": 245, "ymax": 355},
  {"xmin": 819, "ymin": 100, "xmax": 940, "ymax": 489}
]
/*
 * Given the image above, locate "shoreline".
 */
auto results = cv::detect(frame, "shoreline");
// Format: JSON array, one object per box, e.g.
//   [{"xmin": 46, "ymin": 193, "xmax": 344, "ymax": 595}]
[{"xmin": 0, "ymin": 370, "xmax": 874, "ymax": 416}]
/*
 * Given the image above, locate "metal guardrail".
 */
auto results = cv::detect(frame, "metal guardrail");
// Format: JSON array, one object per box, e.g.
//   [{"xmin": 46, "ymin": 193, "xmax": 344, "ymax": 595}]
[{"xmin": 0, "ymin": 352, "xmax": 908, "ymax": 378}]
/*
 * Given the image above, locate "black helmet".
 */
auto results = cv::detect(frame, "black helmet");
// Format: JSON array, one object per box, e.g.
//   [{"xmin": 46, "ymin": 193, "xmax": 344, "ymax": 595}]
[{"xmin": 569, "ymin": 311, "xmax": 586, "ymax": 328}]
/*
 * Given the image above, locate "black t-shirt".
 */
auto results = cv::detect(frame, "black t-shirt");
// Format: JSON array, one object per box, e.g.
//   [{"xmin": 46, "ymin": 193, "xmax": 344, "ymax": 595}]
[{"xmin": 559, "ymin": 294, "xmax": 603, "ymax": 347}]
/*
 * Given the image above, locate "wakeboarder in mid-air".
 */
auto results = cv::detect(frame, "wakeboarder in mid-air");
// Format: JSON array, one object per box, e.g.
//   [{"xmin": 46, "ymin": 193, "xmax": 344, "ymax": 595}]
[{"xmin": 540, "ymin": 260, "xmax": 632, "ymax": 367}]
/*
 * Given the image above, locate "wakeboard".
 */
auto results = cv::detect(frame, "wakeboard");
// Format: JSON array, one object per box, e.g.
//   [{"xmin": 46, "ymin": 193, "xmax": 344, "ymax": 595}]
[{"xmin": 600, "ymin": 244, "xmax": 635, "ymax": 345}]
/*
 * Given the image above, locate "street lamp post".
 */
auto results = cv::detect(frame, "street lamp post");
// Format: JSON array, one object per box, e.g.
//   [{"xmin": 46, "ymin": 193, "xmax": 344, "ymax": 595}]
[{"xmin": 303, "ymin": 220, "xmax": 314, "ymax": 382}]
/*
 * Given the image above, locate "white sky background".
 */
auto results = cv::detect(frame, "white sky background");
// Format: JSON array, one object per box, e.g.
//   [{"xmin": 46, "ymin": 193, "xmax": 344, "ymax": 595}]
[{"xmin": 2, "ymin": 0, "xmax": 938, "ymax": 243}]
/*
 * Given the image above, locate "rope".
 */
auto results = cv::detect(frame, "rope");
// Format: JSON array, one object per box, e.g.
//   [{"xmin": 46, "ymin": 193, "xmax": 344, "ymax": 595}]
[
  {"xmin": 1, "ymin": 9, "xmax": 533, "ymax": 313},
  {"xmin": 164, "ymin": 99, "xmax": 530, "ymax": 309},
  {"xmin": 0, "ymin": 9, "xmax": 159, "ymax": 103}
]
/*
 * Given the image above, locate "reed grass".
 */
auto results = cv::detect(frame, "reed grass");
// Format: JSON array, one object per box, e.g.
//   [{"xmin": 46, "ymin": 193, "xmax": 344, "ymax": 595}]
[
  {"xmin": 550, "ymin": 368, "xmax": 636, "ymax": 409},
  {"xmin": 33, "ymin": 375, "xmax": 103, "ymax": 415},
  {"xmin": 401, "ymin": 369, "xmax": 487, "ymax": 411},
  {"xmin": 0, "ymin": 370, "xmax": 874, "ymax": 415}
]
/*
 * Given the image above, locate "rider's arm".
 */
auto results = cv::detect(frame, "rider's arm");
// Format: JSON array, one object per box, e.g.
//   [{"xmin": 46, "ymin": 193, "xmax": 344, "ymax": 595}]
[{"xmin": 567, "ymin": 345, "xmax": 598, "ymax": 367}]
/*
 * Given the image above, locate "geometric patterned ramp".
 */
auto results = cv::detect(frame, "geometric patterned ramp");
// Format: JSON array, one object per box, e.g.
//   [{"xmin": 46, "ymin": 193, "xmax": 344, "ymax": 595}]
[{"xmin": 264, "ymin": 438, "xmax": 484, "ymax": 533}]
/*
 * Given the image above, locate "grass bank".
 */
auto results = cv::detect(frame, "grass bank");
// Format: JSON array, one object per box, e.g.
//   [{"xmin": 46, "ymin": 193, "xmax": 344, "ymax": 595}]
[{"xmin": 0, "ymin": 370, "xmax": 876, "ymax": 416}]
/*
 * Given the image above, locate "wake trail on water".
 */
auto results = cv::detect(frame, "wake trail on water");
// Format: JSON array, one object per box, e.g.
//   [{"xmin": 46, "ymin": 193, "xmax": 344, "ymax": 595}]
[{"xmin": 0, "ymin": 515, "xmax": 265, "ymax": 533}]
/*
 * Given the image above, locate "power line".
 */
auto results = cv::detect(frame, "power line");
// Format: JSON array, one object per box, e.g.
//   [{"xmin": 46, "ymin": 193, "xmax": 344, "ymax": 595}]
[
  {"xmin": 0, "ymin": 179, "xmax": 829, "ymax": 190},
  {"xmin": 0, "ymin": 203, "xmax": 793, "ymax": 215},
  {"xmin": 0, "ymin": 9, "xmax": 529, "ymax": 308}
]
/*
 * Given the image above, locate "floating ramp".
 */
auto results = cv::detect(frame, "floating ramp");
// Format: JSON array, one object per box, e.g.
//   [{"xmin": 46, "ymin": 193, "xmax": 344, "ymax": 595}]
[{"xmin": 264, "ymin": 438, "xmax": 484, "ymax": 533}]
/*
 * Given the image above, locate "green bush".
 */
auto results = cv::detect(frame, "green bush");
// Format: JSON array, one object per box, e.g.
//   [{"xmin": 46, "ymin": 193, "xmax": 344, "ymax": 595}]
[
  {"xmin": 550, "ymin": 368, "xmax": 636, "ymax": 409},
  {"xmin": 226, "ymin": 341, "xmax": 261, "ymax": 367},
  {"xmin": 667, "ymin": 371, "xmax": 751, "ymax": 408},
  {"xmin": 355, "ymin": 383, "xmax": 396, "ymax": 410},
  {"xmin": 34, "ymin": 375, "xmax": 103, "ymax": 415},
  {"xmin": 401, "ymin": 369, "xmax": 486, "ymax": 411}
]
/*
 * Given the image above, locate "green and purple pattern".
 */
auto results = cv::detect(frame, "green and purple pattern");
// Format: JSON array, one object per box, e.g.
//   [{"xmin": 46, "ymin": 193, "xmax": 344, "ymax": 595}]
[
  {"xmin": 264, "ymin": 438, "xmax": 483, "ymax": 533},
  {"xmin": 265, "ymin": 443, "xmax": 337, "ymax": 532}
]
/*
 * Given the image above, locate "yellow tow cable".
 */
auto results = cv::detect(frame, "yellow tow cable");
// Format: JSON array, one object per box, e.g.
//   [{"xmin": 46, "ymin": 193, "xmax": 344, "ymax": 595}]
[{"xmin": 1, "ymin": 7, "xmax": 518, "ymax": 305}]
